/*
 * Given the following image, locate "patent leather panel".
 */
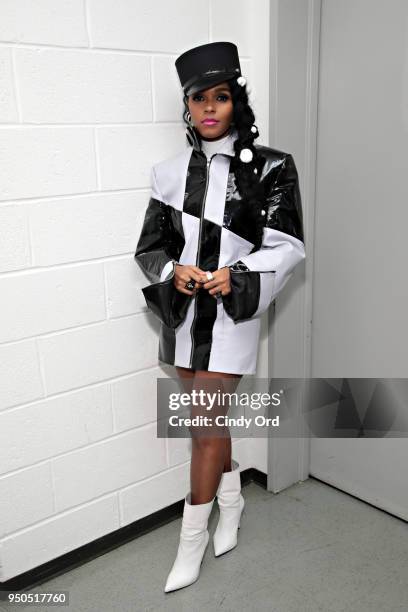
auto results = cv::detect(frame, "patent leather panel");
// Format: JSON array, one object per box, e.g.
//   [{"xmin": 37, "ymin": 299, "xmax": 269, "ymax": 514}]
[
  {"xmin": 222, "ymin": 269, "xmax": 261, "ymax": 322},
  {"xmin": 142, "ymin": 262, "xmax": 193, "ymax": 330},
  {"xmin": 222, "ymin": 171, "xmax": 259, "ymax": 245},
  {"xmin": 183, "ymin": 150, "xmax": 208, "ymax": 219},
  {"xmin": 135, "ymin": 198, "xmax": 185, "ymax": 284},
  {"xmin": 257, "ymin": 148, "xmax": 304, "ymax": 243}
]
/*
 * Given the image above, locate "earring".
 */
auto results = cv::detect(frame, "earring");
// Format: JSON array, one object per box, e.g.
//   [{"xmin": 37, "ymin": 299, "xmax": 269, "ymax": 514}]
[{"xmin": 186, "ymin": 111, "xmax": 193, "ymax": 125}]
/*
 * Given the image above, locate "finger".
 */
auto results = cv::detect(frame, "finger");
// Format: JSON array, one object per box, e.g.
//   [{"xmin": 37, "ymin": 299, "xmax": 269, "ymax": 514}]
[
  {"xmin": 189, "ymin": 271, "xmax": 208, "ymax": 283},
  {"xmin": 178, "ymin": 280, "xmax": 203, "ymax": 294},
  {"xmin": 181, "ymin": 280, "xmax": 202, "ymax": 291},
  {"xmin": 190, "ymin": 268, "xmax": 207, "ymax": 281},
  {"xmin": 194, "ymin": 267, "xmax": 218, "ymax": 280},
  {"xmin": 202, "ymin": 279, "xmax": 219, "ymax": 290},
  {"xmin": 191, "ymin": 266, "xmax": 208, "ymax": 275},
  {"xmin": 176, "ymin": 288, "xmax": 194, "ymax": 296},
  {"xmin": 207, "ymin": 284, "xmax": 224, "ymax": 295},
  {"xmin": 180, "ymin": 268, "xmax": 207, "ymax": 283},
  {"xmin": 175, "ymin": 284, "xmax": 196, "ymax": 295}
]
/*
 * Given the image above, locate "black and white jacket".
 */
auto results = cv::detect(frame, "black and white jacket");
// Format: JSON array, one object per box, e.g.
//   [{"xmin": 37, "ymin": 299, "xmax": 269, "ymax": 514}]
[{"xmin": 134, "ymin": 129, "xmax": 305, "ymax": 375}]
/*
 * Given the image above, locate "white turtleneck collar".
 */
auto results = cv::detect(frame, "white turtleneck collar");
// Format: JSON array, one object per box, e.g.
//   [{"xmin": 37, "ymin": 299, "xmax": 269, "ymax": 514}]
[{"xmin": 200, "ymin": 128, "xmax": 237, "ymax": 159}]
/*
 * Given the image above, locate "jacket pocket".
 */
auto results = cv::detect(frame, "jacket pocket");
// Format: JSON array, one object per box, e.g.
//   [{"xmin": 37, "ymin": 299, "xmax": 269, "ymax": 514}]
[{"xmin": 141, "ymin": 262, "xmax": 193, "ymax": 329}]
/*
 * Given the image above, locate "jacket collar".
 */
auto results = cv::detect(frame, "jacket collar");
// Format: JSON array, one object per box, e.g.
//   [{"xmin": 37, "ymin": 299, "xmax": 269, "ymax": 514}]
[{"xmin": 190, "ymin": 127, "xmax": 239, "ymax": 158}]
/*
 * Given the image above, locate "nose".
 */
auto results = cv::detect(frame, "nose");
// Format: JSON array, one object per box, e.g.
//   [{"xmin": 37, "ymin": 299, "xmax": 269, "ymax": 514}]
[{"xmin": 204, "ymin": 101, "xmax": 215, "ymax": 112}]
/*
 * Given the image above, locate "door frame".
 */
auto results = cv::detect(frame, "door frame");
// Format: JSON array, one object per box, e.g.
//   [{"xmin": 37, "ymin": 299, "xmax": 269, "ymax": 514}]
[{"xmin": 267, "ymin": 0, "xmax": 321, "ymax": 492}]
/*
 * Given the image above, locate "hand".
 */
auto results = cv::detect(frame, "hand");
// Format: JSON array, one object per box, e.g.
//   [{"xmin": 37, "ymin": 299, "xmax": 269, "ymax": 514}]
[
  {"xmin": 201, "ymin": 266, "xmax": 231, "ymax": 297},
  {"xmin": 173, "ymin": 264, "xmax": 208, "ymax": 295}
]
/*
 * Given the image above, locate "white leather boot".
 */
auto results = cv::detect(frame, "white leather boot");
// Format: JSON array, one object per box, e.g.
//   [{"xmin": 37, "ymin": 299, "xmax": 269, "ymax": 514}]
[
  {"xmin": 164, "ymin": 492, "xmax": 215, "ymax": 593},
  {"xmin": 213, "ymin": 459, "xmax": 245, "ymax": 557}
]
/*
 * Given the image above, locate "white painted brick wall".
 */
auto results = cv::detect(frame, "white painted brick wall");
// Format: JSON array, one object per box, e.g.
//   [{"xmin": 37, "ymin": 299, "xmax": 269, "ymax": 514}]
[{"xmin": 0, "ymin": 0, "xmax": 269, "ymax": 581}]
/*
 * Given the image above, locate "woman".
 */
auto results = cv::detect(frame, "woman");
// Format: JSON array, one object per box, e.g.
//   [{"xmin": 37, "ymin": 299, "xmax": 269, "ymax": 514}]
[{"xmin": 134, "ymin": 42, "xmax": 305, "ymax": 592}]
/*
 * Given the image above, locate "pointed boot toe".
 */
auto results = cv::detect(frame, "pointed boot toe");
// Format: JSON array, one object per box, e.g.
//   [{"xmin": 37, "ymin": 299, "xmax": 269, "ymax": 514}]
[
  {"xmin": 164, "ymin": 529, "xmax": 209, "ymax": 592},
  {"xmin": 164, "ymin": 493, "xmax": 214, "ymax": 593}
]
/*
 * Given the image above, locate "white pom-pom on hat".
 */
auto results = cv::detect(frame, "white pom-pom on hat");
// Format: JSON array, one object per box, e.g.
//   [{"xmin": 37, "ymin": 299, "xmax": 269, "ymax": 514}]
[{"xmin": 239, "ymin": 148, "xmax": 253, "ymax": 163}]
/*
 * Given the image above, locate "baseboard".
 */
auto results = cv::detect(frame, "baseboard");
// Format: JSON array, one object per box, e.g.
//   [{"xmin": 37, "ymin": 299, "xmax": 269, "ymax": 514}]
[{"xmin": 0, "ymin": 467, "xmax": 266, "ymax": 592}]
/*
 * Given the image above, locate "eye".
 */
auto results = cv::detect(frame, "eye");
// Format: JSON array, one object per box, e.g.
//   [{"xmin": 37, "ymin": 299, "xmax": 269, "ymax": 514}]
[{"xmin": 191, "ymin": 93, "xmax": 230, "ymax": 102}]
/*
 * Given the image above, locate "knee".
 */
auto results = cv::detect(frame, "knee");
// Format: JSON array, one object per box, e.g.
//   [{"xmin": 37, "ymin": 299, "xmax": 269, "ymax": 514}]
[{"xmin": 191, "ymin": 435, "xmax": 225, "ymax": 454}]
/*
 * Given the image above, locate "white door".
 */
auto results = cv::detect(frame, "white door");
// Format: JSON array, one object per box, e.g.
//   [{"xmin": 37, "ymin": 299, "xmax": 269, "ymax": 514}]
[{"xmin": 310, "ymin": 0, "xmax": 408, "ymax": 520}]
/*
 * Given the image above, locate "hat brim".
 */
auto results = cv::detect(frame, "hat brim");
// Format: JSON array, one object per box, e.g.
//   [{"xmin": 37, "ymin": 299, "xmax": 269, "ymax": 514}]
[{"xmin": 185, "ymin": 71, "xmax": 239, "ymax": 96}]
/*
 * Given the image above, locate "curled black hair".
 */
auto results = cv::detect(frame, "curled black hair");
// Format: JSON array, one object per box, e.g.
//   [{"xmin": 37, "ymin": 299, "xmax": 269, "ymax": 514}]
[{"xmin": 182, "ymin": 78, "xmax": 266, "ymax": 252}]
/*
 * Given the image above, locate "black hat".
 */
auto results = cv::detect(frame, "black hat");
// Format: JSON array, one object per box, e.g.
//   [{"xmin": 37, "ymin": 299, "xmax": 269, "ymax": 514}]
[{"xmin": 175, "ymin": 41, "xmax": 241, "ymax": 96}]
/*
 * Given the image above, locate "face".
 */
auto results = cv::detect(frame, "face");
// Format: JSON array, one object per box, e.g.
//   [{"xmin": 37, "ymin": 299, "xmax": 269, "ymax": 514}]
[{"xmin": 187, "ymin": 82, "xmax": 234, "ymax": 140}]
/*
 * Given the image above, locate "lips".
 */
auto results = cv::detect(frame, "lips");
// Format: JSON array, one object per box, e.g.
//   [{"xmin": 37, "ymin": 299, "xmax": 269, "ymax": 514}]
[{"xmin": 202, "ymin": 119, "xmax": 219, "ymax": 125}]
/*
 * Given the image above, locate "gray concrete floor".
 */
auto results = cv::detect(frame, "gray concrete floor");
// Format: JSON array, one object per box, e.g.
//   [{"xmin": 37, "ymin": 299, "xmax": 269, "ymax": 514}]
[{"xmin": 1, "ymin": 477, "xmax": 407, "ymax": 612}]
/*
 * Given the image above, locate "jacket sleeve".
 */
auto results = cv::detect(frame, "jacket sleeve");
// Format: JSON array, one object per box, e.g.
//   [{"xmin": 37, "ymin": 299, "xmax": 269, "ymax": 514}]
[
  {"xmin": 134, "ymin": 165, "xmax": 179, "ymax": 283},
  {"xmin": 134, "ymin": 166, "xmax": 192, "ymax": 329},
  {"xmin": 222, "ymin": 153, "xmax": 305, "ymax": 322}
]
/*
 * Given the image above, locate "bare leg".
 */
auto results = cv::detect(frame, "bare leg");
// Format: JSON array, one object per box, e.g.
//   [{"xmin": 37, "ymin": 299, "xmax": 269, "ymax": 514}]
[
  {"xmin": 164, "ymin": 367, "xmax": 242, "ymax": 592},
  {"xmin": 219, "ymin": 375, "xmax": 239, "ymax": 473},
  {"xmin": 174, "ymin": 365, "xmax": 196, "ymax": 402},
  {"xmin": 175, "ymin": 366, "xmax": 195, "ymax": 380},
  {"xmin": 189, "ymin": 370, "xmax": 242, "ymax": 505},
  {"xmin": 223, "ymin": 430, "xmax": 232, "ymax": 473}
]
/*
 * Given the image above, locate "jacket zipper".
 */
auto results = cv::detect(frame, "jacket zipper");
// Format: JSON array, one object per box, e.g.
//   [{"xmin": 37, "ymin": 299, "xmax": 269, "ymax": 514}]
[{"xmin": 189, "ymin": 154, "xmax": 215, "ymax": 368}]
